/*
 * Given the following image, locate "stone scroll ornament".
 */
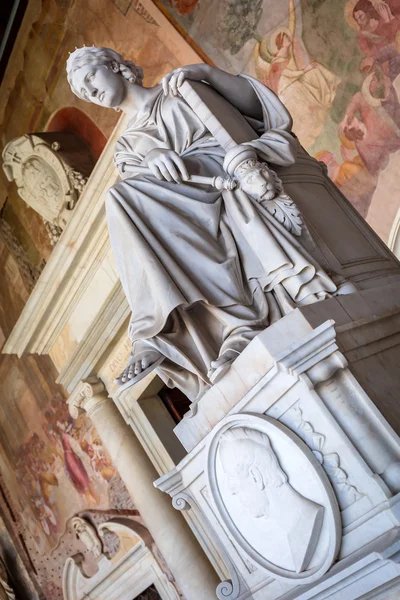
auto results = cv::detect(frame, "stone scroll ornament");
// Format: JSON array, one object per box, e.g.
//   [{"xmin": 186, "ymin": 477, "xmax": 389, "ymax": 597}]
[
  {"xmin": 131, "ymin": 81, "xmax": 304, "ymax": 237},
  {"xmin": 2, "ymin": 133, "xmax": 94, "ymax": 245}
]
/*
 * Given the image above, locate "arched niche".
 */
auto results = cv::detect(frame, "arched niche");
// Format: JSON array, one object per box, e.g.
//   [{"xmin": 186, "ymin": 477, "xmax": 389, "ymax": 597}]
[
  {"xmin": 62, "ymin": 518, "xmax": 179, "ymax": 600},
  {"xmin": 46, "ymin": 107, "xmax": 107, "ymax": 161}
]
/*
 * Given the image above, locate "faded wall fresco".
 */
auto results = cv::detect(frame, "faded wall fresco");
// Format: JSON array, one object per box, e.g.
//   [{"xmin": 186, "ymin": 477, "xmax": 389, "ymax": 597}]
[
  {"xmin": 0, "ymin": 1, "xmax": 190, "ymax": 598},
  {"xmin": 0, "ymin": 350, "xmax": 137, "ymax": 599},
  {"xmin": 156, "ymin": 0, "xmax": 400, "ymax": 244}
]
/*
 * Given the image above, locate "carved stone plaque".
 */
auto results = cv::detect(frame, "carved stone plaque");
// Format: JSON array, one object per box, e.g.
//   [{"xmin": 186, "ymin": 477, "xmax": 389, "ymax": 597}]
[
  {"xmin": 2, "ymin": 132, "xmax": 94, "ymax": 240},
  {"xmin": 21, "ymin": 156, "xmax": 63, "ymax": 220},
  {"xmin": 206, "ymin": 413, "xmax": 341, "ymax": 584}
]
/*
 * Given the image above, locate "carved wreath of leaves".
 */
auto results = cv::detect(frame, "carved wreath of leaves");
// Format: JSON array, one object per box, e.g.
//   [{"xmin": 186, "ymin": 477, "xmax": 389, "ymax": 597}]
[
  {"xmin": 262, "ymin": 193, "xmax": 304, "ymax": 237},
  {"xmin": 292, "ymin": 405, "xmax": 363, "ymax": 509}
]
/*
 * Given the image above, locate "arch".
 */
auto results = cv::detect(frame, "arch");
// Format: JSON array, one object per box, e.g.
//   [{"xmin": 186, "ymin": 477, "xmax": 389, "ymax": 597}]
[
  {"xmin": 62, "ymin": 518, "xmax": 179, "ymax": 600},
  {"xmin": 45, "ymin": 107, "xmax": 107, "ymax": 161}
]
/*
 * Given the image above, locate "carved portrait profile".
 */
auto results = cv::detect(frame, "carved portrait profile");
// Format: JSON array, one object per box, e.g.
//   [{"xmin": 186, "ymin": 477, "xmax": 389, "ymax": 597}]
[
  {"xmin": 207, "ymin": 414, "xmax": 341, "ymax": 583},
  {"xmin": 219, "ymin": 427, "xmax": 324, "ymax": 573}
]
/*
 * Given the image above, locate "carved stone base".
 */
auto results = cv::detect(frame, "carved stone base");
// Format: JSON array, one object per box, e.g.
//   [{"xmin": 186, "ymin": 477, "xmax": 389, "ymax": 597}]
[{"xmin": 155, "ymin": 283, "xmax": 400, "ymax": 599}]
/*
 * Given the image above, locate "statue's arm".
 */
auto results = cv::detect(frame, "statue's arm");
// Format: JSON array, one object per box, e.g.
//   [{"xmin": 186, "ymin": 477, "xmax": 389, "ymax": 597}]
[{"xmin": 162, "ymin": 64, "xmax": 263, "ymax": 120}]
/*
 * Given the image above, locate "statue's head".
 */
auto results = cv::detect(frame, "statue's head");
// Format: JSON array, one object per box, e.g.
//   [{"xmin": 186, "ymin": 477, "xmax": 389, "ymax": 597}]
[
  {"xmin": 219, "ymin": 427, "xmax": 288, "ymax": 518},
  {"xmin": 66, "ymin": 46, "xmax": 144, "ymax": 108}
]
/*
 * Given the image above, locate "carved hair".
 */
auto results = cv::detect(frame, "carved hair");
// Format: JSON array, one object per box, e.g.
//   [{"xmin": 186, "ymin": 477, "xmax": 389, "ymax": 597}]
[
  {"xmin": 234, "ymin": 158, "xmax": 272, "ymax": 177},
  {"xmin": 66, "ymin": 46, "xmax": 144, "ymax": 101},
  {"xmin": 219, "ymin": 427, "xmax": 288, "ymax": 488}
]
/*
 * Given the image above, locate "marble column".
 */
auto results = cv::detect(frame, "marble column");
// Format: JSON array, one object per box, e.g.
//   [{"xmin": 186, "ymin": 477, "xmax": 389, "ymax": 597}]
[{"xmin": 68, "ymin": 377, "xmax": 220, "ymax": 600}]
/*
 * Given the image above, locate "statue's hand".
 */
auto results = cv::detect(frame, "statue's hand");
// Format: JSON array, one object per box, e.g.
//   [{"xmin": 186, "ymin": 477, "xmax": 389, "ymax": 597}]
[
  {"xmin": 161, "ymin": 64, "xmax": 210, "ymax": 96},
  {"xmin": 144, "ymin": 148, "xmax": 189, "ymax": 183}
]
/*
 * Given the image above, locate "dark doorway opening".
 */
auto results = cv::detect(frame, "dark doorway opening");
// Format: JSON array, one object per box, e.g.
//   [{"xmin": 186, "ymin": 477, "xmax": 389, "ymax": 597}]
[{"xmin": 134, "ymin": 584, "xmax": 162, "ymax": 599}]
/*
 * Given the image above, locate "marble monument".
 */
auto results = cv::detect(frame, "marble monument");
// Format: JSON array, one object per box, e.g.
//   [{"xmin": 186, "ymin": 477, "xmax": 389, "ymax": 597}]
[
  {"xmin": 62, "ymin": 46, "xmax": 400, "ymax": 598},
  {"xmin": 66, "ymin": 46, "xmax": 359, "ymax": 403}
]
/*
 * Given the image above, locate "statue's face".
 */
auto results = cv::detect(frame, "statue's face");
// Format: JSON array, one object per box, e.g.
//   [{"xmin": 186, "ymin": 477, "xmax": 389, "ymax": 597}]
[
  {"xmin": 72, "ymin": 63, "xmax": 127, "ymax": 108},
  {"xmin": 238, "ymin": 167, "xmax": 276, "ymax": 202}
]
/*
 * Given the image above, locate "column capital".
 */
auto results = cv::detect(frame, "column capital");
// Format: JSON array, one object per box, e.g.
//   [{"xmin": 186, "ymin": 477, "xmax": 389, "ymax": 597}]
[{"xmin": 68, "ymin": 376, "xmax": 108, "ymax": 419}]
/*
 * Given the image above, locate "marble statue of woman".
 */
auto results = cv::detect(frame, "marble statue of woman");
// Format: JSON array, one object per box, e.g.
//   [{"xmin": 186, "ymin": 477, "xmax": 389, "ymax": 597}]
[{"xmin": 66, "ymin": 46, "xmax": 349, "ymax": 402}]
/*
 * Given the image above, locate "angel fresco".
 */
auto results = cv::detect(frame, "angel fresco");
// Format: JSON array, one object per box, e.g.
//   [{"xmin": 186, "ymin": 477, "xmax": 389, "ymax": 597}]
[{"xmin": 253, "ymin": 0, "xmax": 341, "ymax": 149}]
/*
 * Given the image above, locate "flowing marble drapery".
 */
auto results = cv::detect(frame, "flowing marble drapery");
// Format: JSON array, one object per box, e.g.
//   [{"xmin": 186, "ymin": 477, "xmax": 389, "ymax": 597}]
[{"xmin": 106, "ymin": 76, "xmax": 337, "ymax": 400}]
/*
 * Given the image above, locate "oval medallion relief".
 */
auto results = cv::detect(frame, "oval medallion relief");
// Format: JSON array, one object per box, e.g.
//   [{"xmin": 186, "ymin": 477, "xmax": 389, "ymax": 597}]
[{"xmin": 206, "ymin": 413, "xmax": 341, "ymax": 584}]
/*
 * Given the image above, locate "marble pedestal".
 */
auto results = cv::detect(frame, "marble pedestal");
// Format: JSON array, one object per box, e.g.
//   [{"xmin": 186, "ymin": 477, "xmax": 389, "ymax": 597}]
[{"xmin": 155, "ymin": 282, "xmax": 400, "ymax": 600}]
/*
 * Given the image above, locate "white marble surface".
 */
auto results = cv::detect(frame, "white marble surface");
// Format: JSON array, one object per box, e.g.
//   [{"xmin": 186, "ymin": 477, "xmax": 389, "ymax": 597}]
[{"xmin": 156, "ymin": 306, "xmax": 400, "ymax": 599}]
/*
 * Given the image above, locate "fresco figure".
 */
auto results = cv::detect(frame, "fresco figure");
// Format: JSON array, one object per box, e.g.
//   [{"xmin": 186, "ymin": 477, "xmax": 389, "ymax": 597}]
[
  {"xmin": 32, "ymin": 496, "xmax": 57, "ymax": 538},
  {"xmin": 314, "ymin": 147, "xmax": 375, "ymax": 218},
  {"xmin": 253, "ymin": 0, "xmax": 341, "ymax": 149},
  {"xmin": 347, "ymin": 0, "xmax": 400, "ymax": 58},
  {"xmin": 361, "ymin": 43, "xmax": 400, "ymax": 80},
  {"xmin": 8, "ymin": 400, "xmax": 113, "ymax": 554},
  {"xmin": 57, "ymin": 421, "xmax": 98, "ymax": 505},
  {"xmin": 340, "ymin": 67, "xmax": 400, "ymax": 175},
  {"xmin": 80, "ymin": 435, "xmax": 115, "ymax": 481}
]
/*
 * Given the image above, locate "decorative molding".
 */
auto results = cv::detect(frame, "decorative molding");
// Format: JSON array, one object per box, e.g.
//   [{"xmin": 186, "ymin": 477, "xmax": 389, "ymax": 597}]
[
  {"xmin": 276, "ymin": 319, "xmax": 348, "ymax": 389},
  {"xmin": 154, "ymin": 468, "xmax": 184, "ymax": 498},
  {"xmin": 57, "ymin": 282, "xmax": 130, "ymax": 392},
  {"xmin": 172, "ymin": 492, "xmax": 192, "ymax": 512},
  {"xmin": 290, "ymin": 404, "xmax": 363, "ymax": 509}
]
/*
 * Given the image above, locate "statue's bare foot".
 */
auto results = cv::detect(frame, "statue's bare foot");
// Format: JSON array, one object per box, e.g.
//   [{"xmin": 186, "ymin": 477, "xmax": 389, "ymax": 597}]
[
  {"xmin": 207, "ymin": 349, "xmax": 238, "ymax": 384},
  {"xmin": 114, "ymin": 349, "xmax": 164, "ymax": 392}
]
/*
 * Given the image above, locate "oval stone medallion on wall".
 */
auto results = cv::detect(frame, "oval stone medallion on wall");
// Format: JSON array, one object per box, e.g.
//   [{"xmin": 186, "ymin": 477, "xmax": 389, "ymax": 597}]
[{"xmin": 206, "ymin": 413, "xmax": 341, "ymax": 584}]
